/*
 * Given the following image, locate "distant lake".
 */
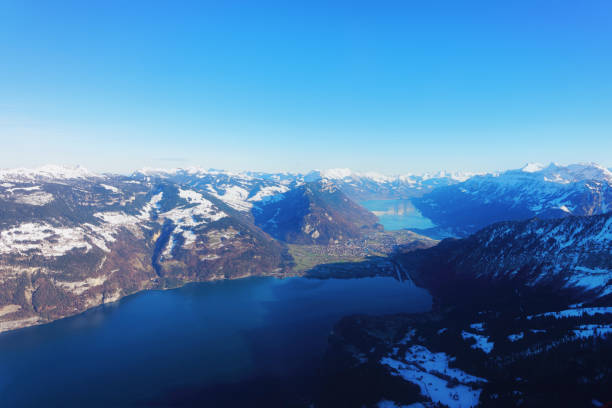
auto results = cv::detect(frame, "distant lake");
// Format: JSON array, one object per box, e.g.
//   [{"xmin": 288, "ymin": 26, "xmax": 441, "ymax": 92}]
[
  {"xmin": 0, "ymin": 276, "xmax": 431, "ymax": 407},
  {"xmin": 361, "ymin": 199, "xmax": 435, "ymax": 230}
]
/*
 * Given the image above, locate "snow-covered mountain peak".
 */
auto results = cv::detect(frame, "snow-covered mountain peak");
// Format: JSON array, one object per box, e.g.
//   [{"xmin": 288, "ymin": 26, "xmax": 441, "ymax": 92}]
[
  {"xmin": 521, "ymin": 162, "xmax": 546, "ymax": 173},
  {"xmin": 134, "ymin": 167, "xmax": 181, "ymax": 177},
  {"xmin": 481, "ymin": 162, "xmax": 612, "ymax": 185},
  {"xmin": 320, "ymin": 168, "xmax": 354, "ymax": 180},
  {"xmin": 421, "ymin": 170, "xmax": 476, "ymax": 182},
  {"xmin": 317, "ymin": 168, "xmax": 476, "ymax": 183},
  {"xmin": 135, "ymin": 167, "xmax": 255, "ymax": 180},
  {"xmin": 0, "ymin": 165, "xmax": 99, "ymax": 181},
  {"xmin": 536, "ymin": 162, "xmax": 612, "ymax": 184},
  {"xmin": 415, "ymin": 162, "xmax": 612, "ymax": 236}
]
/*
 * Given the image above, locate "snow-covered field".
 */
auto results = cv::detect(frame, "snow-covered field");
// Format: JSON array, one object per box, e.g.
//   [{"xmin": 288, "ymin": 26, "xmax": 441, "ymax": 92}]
[
  {"xmin": 461, "ymin": 331, "xmax": 494, "ymax": 354},
  {"xmin": 0, "ymin": 222, "xmax": 92, "ymax": 256},
  {"xmin": 381, "ymin": 345, "xmax": 487, "ymax": 408}
]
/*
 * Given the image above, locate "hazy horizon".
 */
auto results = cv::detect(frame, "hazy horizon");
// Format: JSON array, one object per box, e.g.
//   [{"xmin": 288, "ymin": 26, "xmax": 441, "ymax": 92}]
[
  {"xmin": 2, "ymin": 1, "xmax": 611, "ymax": 173},
  {"xmin": 0, "ymin": 160, "xmax": 610, "ymax": 179}
]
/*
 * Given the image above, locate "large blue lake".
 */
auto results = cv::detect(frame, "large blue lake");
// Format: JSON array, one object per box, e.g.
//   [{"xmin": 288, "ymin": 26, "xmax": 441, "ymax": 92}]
[
  {"xmin": 360, "ymin": 199, "xmax": 435, "ymax": 230},
  {"xmin": 0, "ymin": 276, "xmax": 431, "ymax": 407}
]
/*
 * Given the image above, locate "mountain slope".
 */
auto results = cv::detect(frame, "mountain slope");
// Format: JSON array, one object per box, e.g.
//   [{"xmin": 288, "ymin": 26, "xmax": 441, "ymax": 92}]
[
  {"xmin": 2, "ymin": 166, "xmax": 430, "ymax": 333},
  {"xmin": 319, "ymin": 213, "xmax": 612, "ymax": 408},
  {"xmin": 413, "ymin": 162, "xmax": 612, "ymax": 236},
  {"xmin": 253, "ymin": 180, "xmax": 382, "ymax": 244},
  {"xmin": 395, "ymin": 212, "xmax": 612, "ymax": 308},
  {"xmin": 136, "ymin": 167, "xmax": 295, "ymax": 212},
  {"xmin": 138, "ymin": 166, "xmax": 477, "ymax": 202},
  {"xmin": 307, "ymin": 168, "xmax": 476, "ymax": 201},
  {"xmin": 0, "ymin": 170, "xmax": 295, "ymax": 333}
]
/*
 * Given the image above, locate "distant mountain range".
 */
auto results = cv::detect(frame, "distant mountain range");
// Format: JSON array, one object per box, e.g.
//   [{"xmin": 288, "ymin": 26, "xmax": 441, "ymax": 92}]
[
  {"xmin": 412, "ymin": 162, "xmax": 612, "ymax": 236},
  {"xmin": 1, "ymin": 162, "xmax": 611, "ymax": 333},
  {"xmin": 134, "ymin": 166, "xmax": 477, "ymax": 201},
  {"xmin": 304, "ymin": 168, "xmax": 476, "ymax": 201},
  {"xmin": 137, "ymin": 163, "xmax": 612, "ymax": 236},
  {"xmin": 2, "ymin": 163, "xmax": 612, "ymax": 406},
  {"xmin": 0, "ymin": 165, "xmax": 430, "ymax": 333}
]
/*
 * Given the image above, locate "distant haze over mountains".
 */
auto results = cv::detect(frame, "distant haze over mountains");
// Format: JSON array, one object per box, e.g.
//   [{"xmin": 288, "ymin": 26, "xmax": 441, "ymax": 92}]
[
  {"xmin": 1, "ymin": 161, "xmax": 609, "ymax": 182},
  {"xmin": 414, "ymin": 162, "xmax": 612, "ymax": 236},
  {"xmin": 2, "ymin": 161, "xmax": 610, "ymax": 201}
]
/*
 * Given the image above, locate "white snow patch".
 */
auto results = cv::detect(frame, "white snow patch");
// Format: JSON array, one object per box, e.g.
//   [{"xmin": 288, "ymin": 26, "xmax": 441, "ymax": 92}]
[
  {"xmin": 461, "ymin": 331, "xmax": 494, "ymax": 354},
  {"xmin": 158, "ymin": 189, "xmax": 227, "ymax": 258},
  {"xmin": 0, "ymin": 222, "xmax": 92, "ymax": 256},
  {"xmin": 13, "ymin": 191, "xmax": 54, "ymax": 205},
  {"xmin": 521, "ymin": 163, "xmax": 545, "ymax": 173},
  {"xmin": 164, "ymin": 189, "xmax": 227, "ymax": 226},
  {"xmin": 182, "ymin": 230, "xmax": 197, "ymax": 246},
  {"xmin": 6, "ymin": 185, "xmax": 41, "ymax": 192},
  {"xmin": 94, "ymin": 212, "xmax": 140, "ymax": 226},
  {"xmin": 507, "ymin": 332, "xmax": 524, "ymax": 342},
  {"xmin": 137, "ymin": 192, "xmax": 164, "ymax": 220},
  {"xmin": 0, "ymin": 165, "xmax": 98, "ymax": 180},
  {"xmin": 565, "ymin": 266, "xmax": 611, "ymax": 293},
  {"xmin": 572, "ymin": 324, "xmax": 612, "ymax": 339},
  {"xmin": 207, "ymin": 185, "xmax": 252, "ymax": 211},
  {"xmin": 381, "ymin": 345, "xmax": 486, "ymax": 408},
  {"xmin": 469, "ymin": 322, "xmax": 485, "ymax": 332},
  {"xmin": 100, "ymin": 184, "xmax": 120, "ymax": 193},
  {"xmin": 248, "ymin": 185, "xmax": 289, "ymax": 204},
  {"xmin": 527, "ymin": 307, "xmax": 612, "ymax": 320},
  {"xmin": 321, "ymin": 168, "xmax": 353, "ymax": 179}
]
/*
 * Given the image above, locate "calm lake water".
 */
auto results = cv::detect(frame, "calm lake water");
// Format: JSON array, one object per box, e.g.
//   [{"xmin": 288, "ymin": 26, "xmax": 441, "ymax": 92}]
[
  {"xmin": 0, "ymin": 276, "xmax": 431, "ymax": 407},
  {"xmin": 361, "ymin": 199, "xmax": 435, "ymax": 230}
]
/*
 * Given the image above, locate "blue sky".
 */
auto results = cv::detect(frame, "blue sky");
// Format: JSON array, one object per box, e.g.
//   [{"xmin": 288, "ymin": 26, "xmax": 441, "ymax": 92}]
[{"xmin": 1, "ymin": 1, "xmax": 611, "ymax": 174}]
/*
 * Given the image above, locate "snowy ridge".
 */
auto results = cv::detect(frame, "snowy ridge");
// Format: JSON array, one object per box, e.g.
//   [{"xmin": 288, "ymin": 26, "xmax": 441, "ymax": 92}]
[
  {"xmin": 0, "ymin": 165, "xmax": 99, "ymax": 181},
  {"xmin": 414, "ymin": 162, "xmax": 612, "ymax": 236},
  {"xmin": 157, "ymin": 189, "xmax": 228, "ymax": 258},
  {"xmin": 133, "ymin": 166, "xmax": 479, "ymax": 201},
  {"xmin": 134, "ymin": 167, "xmax": 296, "ymax": 213},
  {"xmin": 317, "ymin": 168, "xmax": 476, "ymax": 183}
]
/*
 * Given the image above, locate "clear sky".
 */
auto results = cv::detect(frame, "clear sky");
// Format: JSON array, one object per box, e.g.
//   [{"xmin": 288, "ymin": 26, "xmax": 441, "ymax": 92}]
[{"xmin": 1, "ymin": 1, "xmax": 611, "ymax": 174}]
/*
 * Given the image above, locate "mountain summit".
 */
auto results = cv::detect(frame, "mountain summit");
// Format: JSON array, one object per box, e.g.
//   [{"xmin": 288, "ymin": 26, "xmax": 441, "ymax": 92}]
[{"xmin": 414, "ymin": 162, "xmax": 612, "ymax": 236}]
